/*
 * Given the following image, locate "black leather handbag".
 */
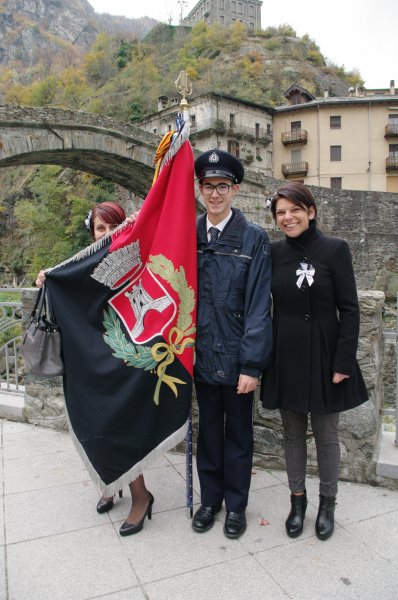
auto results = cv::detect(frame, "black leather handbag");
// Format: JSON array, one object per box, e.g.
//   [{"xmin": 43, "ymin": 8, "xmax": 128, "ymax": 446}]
[{"xmin": 22, "ymin": 285, "xmax": 64, "ymax": 377}]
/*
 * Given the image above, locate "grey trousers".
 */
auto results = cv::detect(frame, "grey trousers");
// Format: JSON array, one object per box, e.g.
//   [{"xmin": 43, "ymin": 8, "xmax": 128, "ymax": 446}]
[{"xmin": 280, "ymin": 409, "xmax": 340, "ymax": 497}]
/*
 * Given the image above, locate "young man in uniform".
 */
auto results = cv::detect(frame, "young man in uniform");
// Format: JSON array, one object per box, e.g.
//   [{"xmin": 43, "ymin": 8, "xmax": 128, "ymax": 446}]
[{"xmin": 193, "ymin": 149, "xmax": 272, "ymax": 538}]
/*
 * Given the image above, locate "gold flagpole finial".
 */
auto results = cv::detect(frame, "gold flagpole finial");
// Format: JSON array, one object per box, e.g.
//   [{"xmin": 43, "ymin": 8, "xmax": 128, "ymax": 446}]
[{"xmin": 175, "ymin": 70, "xmax": 193, "ymax": 110}]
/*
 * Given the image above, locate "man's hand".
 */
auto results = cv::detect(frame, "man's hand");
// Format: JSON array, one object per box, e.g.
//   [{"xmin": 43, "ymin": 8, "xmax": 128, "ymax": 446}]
[{"xmin": 237, "ymin": 374, "xmax": 258, "ymax": 394}]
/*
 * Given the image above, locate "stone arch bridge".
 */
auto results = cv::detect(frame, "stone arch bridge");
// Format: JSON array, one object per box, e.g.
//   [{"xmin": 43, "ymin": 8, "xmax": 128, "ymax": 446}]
[
  {"xmin": 0, "ymin": 105, "xmax": 164, "ymax": 198},
  {"xmin": 0, "ymin": 104, "xmax": 269, "ymax": 199}
]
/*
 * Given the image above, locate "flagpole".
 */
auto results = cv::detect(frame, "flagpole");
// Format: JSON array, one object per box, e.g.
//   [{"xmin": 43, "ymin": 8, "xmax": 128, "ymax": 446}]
[{"xmin": 175, "ymin": 70, "xmax": 194, "ymax": 519}]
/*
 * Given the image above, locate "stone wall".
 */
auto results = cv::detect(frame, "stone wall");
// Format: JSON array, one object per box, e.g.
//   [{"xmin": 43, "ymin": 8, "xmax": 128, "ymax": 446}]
[
  {"xmin": 234, "ymin": 176, "xmax": 398, "ymax": 300},
  {"xmin": 21, "ymin": 289, "xmax": 386, "ymax": 486}
]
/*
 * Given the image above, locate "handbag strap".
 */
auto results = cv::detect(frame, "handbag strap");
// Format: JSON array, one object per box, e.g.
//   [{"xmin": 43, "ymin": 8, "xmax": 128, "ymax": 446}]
[
  {"xmin": 44, "ymin": 286, "xmax": 57, "ymax": 324},
  {"xmin": 31, "ymin": 286, "xmax": 46, "ymax": 319}
]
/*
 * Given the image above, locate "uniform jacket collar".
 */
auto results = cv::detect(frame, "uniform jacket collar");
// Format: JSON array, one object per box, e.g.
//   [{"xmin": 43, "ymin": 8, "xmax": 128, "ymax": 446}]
[{"xmin": 197, "ymin": 208, "xmax": 247, "ymax": 249}]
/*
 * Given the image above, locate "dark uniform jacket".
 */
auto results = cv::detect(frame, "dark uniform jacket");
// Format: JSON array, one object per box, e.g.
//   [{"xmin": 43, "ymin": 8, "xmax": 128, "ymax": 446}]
[
  {"xmin": 261, "ymin": 221, "xmax": 368, "ymax": 415},
  {"xmin": 195, "ymin": 208, "xmax": 272, "ymax": 385}
]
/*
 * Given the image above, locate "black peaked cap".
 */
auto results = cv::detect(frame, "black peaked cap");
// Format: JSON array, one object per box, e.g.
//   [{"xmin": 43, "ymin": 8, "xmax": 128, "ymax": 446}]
[{"xmin": 194, "ymin": 149, "xmax": 244, "ymax": 184}]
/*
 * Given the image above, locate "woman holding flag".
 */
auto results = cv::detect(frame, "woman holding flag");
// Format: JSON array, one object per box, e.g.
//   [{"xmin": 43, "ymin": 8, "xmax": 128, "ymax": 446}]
[{"xmin": 34, "ymin": 118, "xmax": 197, "ymax": 537}]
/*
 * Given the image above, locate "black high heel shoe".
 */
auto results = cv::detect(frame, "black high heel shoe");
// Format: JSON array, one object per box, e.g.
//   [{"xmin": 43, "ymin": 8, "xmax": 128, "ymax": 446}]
[
  {"xmin": 119, "ymin": 492, "xmax": 154, "ymax": 536},
  {"xmin": 96, "ymin": 489, "xmax": 123, "ymax": 514}
]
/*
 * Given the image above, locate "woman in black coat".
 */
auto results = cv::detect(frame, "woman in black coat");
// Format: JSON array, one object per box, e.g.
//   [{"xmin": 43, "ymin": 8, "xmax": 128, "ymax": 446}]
[{"xmin": 261, "ymin": 181, "xmax": 368, "ymax": 541}]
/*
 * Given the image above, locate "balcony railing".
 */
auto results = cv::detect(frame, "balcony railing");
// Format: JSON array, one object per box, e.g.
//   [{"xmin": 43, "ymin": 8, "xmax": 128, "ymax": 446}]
[
  {"xmin": 190, "ymin": 119, "xmax": 272, "ymax": 144},
  {"xmin": 281, "ymin": 129, "xmax": 308, "ymax": 145},
  {"xmin": 282, "ymin": 161, "xmax": 309, "ymax": 176},
  {"xmin": 385, "ymin": 123, "xmax": 398, "ymax": 138},
  {"xmin": 386, "ymin": 156, "xmax": 398, "ymax": 171}
]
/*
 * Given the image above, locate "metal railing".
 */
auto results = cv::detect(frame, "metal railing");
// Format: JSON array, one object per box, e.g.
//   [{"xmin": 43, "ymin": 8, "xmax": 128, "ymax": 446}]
[
  {"xmin": 281, "ymin": 129, "xmax": 308, "ymax": 145},
  {"xmin": 385, "ymin": 123, "xmax": 398, "ymax": 137},
  {"xmin": 386, "ymin": 156, "xmax": 398, "ymax": 170},
  {"xmin": 281, "ymin": 161, "xmax": 309, "ymax": 176},
  {"xmin": 0, "ymin": 293, "xmax": 25, "ymax": 393},
  {"xmin": 190, "ymin": 119, "xmax": 273, "ymax": 143},
  {"xmin": 0, "ymin": 336, "xmax": 24, "ymax": 392}
]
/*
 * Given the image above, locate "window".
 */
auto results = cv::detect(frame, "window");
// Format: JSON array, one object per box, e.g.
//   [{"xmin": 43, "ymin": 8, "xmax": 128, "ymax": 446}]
[
  {"xmin": 228, "ymin": 140, "xmax": 240, "ymax": 157},
  {"xmin": 291, "ymin": 149, "xmax": 301, "ymax": 162},
  {"xmin": 255, "ymin": 123, "xmax": 260, "ymax": 138},
  {"xmin": 291, "ymin": 121, "xmax": 301, "ymax": 132},
  {"xmin": 266, "ymin": 123, "xmax": 271, "ymax": 134},
  {"xmin": 331, "ymin": 177, "xmax": 342, "ymax": 189},
  {"xmin": 389, "ymin": 144, "xmax": 398, "ymax": 157},
  {"xmin": 330, "ymin": 146, "xmax": 341, "ymax": 161},
  {"xmin": 229, "ymin": 113, "xmax": 235, "ymax": 127},
  {"xmin": 153, "ymin": 128, "xmax": 157, "ymax": 134},
  {"xmin": 255, "ymin": 147, "xmax": 260, "ymax": 158},
  {"xmin": 232, "ymin": 1, "xmax": 236, "ymax": 11},
  {"xmin": 330, "ymin": 116, "xmax": 341, "ymax": 129},
  {"xmin": 191, "ymin": 114, "xmax": 196, "ymax": 126},
  {"xmin": 237, "ymin": 3, "xmax": 243, "ymax": 14},
  {"xmin": 219, "ymin": 0, "xmax": 225, "ymax": 8},
  {"xmin": 388, "ymin": 115, "xmax": 398, "ymax": 135},
  {"xmin": 249, "ymin": 6, "xmax": 254, "ymax": 16}
]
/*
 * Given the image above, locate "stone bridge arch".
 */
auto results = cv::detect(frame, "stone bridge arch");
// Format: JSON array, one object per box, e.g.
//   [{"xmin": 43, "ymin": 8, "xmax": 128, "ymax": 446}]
[{"xmin": 0, "ymin": 106, "xmax": 162, "ymax": 197}]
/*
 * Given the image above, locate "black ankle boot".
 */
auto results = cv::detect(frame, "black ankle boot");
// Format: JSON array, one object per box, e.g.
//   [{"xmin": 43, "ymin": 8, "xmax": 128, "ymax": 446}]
[
  {"xmin": 315, "ymin": 494, "xmax": 336, "ymax": 541},
  {"xmin": 285, "ymin": 490, "xmax": 307, "ymax": 538}
]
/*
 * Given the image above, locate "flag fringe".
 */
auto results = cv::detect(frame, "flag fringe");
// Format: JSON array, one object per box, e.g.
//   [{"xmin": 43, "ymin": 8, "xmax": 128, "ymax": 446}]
[
  {"xmin": 64, "ymin": 402, "xmax": 188, "ymax": 496},
  {"xmin": 44, "ymin": 219, "xmax": 132, "ymax": 273},
  {"xmin": 161, "ymin": 121, "xmax": 191, "ymax": 171}
]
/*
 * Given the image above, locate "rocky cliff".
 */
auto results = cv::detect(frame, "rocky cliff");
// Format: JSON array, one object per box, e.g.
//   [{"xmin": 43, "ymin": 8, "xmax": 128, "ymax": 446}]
[{"xmin": 0, "ymin": 0, "xmax": 157, "ymax": 68}]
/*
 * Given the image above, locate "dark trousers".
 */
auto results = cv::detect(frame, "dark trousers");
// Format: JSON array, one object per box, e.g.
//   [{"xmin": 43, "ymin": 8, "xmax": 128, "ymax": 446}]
[
  {"xmin": 195, "ymin": 382, "xmax": 254, "ymax": 512},
  {"xmin": 280, "ymin": 409, "xmax": 340, "ymax": 497}
]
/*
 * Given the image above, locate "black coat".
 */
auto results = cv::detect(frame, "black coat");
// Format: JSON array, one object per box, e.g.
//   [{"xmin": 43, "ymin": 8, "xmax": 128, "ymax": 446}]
[
  {"xmin": 195, "ymin": 208, "xmax": 272, "ymax": 385},
  {"xmin": 261, "ymin": 222, "xmax": 368, "ymax": 415}
]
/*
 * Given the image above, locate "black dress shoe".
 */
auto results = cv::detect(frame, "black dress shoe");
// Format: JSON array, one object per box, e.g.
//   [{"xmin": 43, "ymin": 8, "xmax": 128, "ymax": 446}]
[
  {"xmin": 192, "ymin": 504, "xmax": 222, "ymax": 533},
  {"xmin": 224, "ymin": 511, "xmax": 247, "ymax": 539},
  {"xmin": 315, "ymin": 494, "xmax": 336, "ymax": 541},
  {"xmin": 285, "ymin": 490, "xmax": 307, "ymax": 538},
  {"xmin": 96, "ymin": 489, "xmax": 123, "ymax": 514},
  {"xmin": 119, "ymin": 492, "xmax": 154, "ymax": 537}
]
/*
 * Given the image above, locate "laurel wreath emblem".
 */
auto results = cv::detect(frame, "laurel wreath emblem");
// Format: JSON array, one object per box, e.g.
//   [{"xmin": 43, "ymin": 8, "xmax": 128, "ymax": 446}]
[{"xmin": 103, "ymin": 254, "xmax": 195, "ymax": 405}]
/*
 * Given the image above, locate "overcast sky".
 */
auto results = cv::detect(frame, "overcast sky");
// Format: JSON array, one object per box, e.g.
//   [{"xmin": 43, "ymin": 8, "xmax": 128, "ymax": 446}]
[{"xmin": 88, "ymin": 0, "xmax": 396, "ymax": 90}]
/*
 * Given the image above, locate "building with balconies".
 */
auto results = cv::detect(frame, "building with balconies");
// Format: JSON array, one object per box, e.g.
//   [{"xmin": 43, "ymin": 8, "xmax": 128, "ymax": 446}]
[
  {"xmin": 272, "ymin": 81, "xmax": 398, "ymax": 192},
  {"xmin": 136, "ymin": 92, "xmax": 274, "ymax": 176}
]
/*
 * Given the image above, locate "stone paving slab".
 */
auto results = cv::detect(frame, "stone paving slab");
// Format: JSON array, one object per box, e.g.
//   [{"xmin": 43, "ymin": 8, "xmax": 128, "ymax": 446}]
[
  {"xmin": 5, "ymin": 480, "xmax": 104, "ymax": 544},
  {"xmin": 144, "ymin": 555, "xmax": 290, "ymax": 600},
  {"xmin": 0, "ymin": 546, "xmax": 6, "ymax": 600},
  {"xmin": 345, "ymin": 508, "xmax": 398, "ymax": 567},
  {"xmin": 2, "ymin": 419, "xmax": 398, "ymax": 600},
  {"xmin": 7, "ymin": 525, "xmax": 138, "ymax": 600},
  {"xmin": 256, "ymin": 528, "xmax": 398, "ymax": 600}
]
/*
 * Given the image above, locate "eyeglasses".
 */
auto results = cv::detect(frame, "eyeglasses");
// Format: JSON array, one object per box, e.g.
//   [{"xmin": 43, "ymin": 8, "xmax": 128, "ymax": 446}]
[{"xmin": 200, "ymin": 183, "xmax": 233, "ymax": 196}]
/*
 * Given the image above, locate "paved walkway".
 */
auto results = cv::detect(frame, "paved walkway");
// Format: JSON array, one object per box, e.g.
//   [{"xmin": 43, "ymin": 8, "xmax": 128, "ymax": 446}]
[{"xmin": 1, "ymin": 418, "xmax": 398, "ymax": 600}]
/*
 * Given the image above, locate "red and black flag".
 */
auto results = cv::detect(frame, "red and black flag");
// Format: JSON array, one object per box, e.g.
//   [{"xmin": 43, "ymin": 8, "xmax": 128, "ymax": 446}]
[{"xmin": 45, "ymin": 125, "xmax": 197, "ymax": 495}]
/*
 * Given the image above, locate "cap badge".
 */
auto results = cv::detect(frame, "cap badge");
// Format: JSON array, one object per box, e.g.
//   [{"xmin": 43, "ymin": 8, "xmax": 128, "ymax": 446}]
[{"xmin": 208, "ymin": 152, "xmax": 219, "ymax": 163}]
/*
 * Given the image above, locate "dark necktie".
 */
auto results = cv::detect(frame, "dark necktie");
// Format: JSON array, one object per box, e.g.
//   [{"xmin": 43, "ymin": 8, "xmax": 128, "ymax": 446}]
[{"xmin": 208, "ymin": 226, "xmax": 220, "ymax": 245}]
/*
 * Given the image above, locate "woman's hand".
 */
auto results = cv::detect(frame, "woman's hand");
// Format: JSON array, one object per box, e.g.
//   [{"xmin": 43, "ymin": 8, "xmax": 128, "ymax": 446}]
[
  {"xmin": 35, "ymin": 270, "xmax": 46, "ymax": 288},
  {"xmin": 332, "ymin": 372, "xmax": 349, "ymax": 384},
  {"xmin": 126, "ymin": 210, "xmax": 140, "ymax": 224}
]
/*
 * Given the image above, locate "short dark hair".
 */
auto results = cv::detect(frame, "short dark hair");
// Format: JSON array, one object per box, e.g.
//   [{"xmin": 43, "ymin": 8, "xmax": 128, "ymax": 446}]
[{"xmin": 270, "ymin": 182, "xmax": 317, "ymax": 220}]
